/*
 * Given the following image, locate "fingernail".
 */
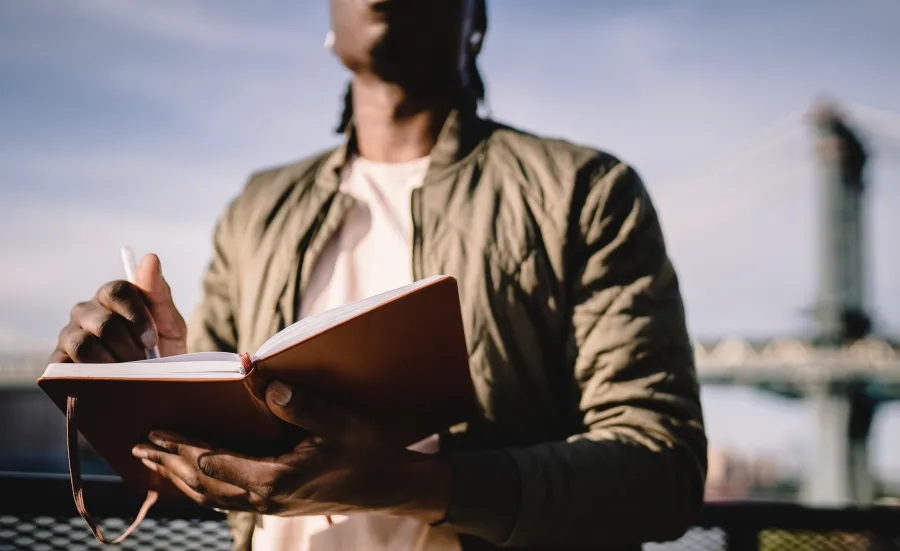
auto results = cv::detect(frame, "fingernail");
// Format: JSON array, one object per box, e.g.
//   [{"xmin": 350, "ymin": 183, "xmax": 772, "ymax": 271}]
[
  {"xmin": 148, "ymin": 431, "xmax": 165, "ymax": 446},
  {"xmin": 141, "ymin": 458, "xmax": 158, "ymax": 472},
  {"xmin": 132, "ymin": 446, "xmax": 148, "ymax": 459},
  {"xmin": 268, "ymin": 381, "xmax": 292, "ymax": 407},
  {"xmin": 141, "ymin": 329, "xmax": 158, "ymax": 348}
]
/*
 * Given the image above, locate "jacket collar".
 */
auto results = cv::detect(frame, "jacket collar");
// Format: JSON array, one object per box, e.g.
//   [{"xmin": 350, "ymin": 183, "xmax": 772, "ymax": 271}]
[{"xmin": 314, "ymin": 105, "xmax": 487, "ymax": 191}]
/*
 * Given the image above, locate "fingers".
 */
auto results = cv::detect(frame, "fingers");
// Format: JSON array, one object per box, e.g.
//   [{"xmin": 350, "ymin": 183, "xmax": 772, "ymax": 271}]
[
  {"xmin": 95, "ymin": 280, "xmax": 158, "ymax": 350},
  {"xmin": 139, "ymin": 457, "xmax": 209, "ymax": 505},
  {"xmin": 196, "ymin": 448, "xmax": 289, "ymax": 500},
  {"xmin": 48, "ymin": 348, "xmax": 73, "ymax": 364},
  {"xmin": 135, "ymin": 254, "xmax": 187, "ymax": 356},
  {"xmin": 54, "ymin": 280, "xmax": 157, "ymax": 364},
  {"xmin": 69, "ymin": 301, "xmax": 145, "ymax": 361},
  {"xmin": 265, "ymin": 382, "xmax": 374, "ymax": 446},
  {"xmin": 57, "ymin": 322, "xmax": 117, "ymax": 363},
  {"xmin": 54, "ymin": 257, "xmax": 188, "ymax": 365},
  {"xmin": 135, "ymin": 254, "xmax": 173, "ymax": 308},
  {"xmin": 143, "ymin": 457, "xmax": 249, "ymax": 511},
  {"xmin": 133, "ymin": 434, "xmax": 252, "ymax": 510},
  {"xmin": 147, "ymin": 431, "xmax": 286, "ymax": 498}
]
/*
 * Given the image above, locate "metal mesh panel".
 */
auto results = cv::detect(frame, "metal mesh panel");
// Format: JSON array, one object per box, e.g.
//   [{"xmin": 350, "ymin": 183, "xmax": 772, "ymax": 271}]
[
  {"xmin": 645, "ymin": 527, "xmax": 728, "ymax": 550},
  {"xmin": 756, "ymin": 530, "xmax": 900, "ymax": 551},
  {"xmin": 0, "ymin": 516, "xmax": 231, "ymax": 551},
  {"xmin": 2, "ymin": 514, "xmax": 900, "ymax": 550},
  {"xmin": 643, "ymin": 528, "xmax": 900, "ymax": 550}
]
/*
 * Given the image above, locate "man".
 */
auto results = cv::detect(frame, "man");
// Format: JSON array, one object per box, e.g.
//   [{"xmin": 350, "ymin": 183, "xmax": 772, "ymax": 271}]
[{"xmin": 51, "ymin": 0, "xmax": 707, "ymax": 550}]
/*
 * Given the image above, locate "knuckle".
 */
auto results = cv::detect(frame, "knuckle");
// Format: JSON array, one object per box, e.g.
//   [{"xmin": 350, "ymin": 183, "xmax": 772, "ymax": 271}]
[
  {"xmin": 66, "ymin": 332, "xmax": 92, "ymax": 359},
  {"xmin": 69, "ymin": 301, "xmax": 91, "ymax": 320},
  {"xmin": 100, "ymin": 280, "xmax": 133, "ymax": 303},
  {"xmin": 94, "ymin": 313, "xmax": 117, "ymax": 339},
  {"xmin": 184, "ymin": 475, "xmax": 204, "ymax": 494},
  {"xmin": 142, "ymin": 450, "xmax": 160, "ymax": 463},
  {"xmin": 55, "ymin": 325, "xmax": 72, "ymax": 349},
  {"xmin": 197, "ymin": 457, "xmax": 218, "ymax": 479}
]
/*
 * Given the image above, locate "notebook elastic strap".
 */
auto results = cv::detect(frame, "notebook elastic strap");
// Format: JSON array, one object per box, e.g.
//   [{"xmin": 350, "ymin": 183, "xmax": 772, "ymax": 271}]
[
  {"xmin": 239, "ymin": 352, "xmax": 254, "ymax": 373},
  {"xmin": 67, "ymin": 395, "xmax": 159, "ymax": 545}
]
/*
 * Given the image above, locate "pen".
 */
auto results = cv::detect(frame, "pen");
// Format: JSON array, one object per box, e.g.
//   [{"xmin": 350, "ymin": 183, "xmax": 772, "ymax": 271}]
[{"xmin": 121, "ymin": 246, "xmax": 161, "ymax": 360}]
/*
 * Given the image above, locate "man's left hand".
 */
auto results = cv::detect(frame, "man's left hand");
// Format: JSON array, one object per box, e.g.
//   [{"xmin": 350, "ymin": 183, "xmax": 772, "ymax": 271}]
[{"xmin": 131, "ymin": 381, "xmax": 452, "ymax": 522}]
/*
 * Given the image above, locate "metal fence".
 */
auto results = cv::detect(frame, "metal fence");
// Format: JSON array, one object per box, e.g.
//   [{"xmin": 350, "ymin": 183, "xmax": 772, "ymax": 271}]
[{"xmin": 1, "ymin": 473, "xmax": 898, "ymax": 551}]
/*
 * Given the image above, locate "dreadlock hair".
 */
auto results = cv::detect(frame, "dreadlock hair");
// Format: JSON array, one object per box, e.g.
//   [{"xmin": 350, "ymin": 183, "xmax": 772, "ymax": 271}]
[
  {"xmin": 336, "ymin": 83, "xmax": 355, "ymax": 134},
  {"xmin": 334, "ymin": 0, "xmax": 487, "ymax": 134}
]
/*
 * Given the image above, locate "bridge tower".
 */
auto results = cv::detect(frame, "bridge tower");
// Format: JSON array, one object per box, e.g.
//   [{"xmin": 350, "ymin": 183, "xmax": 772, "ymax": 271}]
[
  {"xmin": 694, "ymin": 99, "xmax": 900, "ymax": 507},
  {"xmin": 806, "ymin": 100, "xmax": 877, "ymax": 504}
]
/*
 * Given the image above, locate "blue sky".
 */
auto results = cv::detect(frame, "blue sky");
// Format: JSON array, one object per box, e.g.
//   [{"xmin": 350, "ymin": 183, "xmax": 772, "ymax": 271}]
[{"xmin": 1, "ymin": 1, "xmax": 899, "ymax": 481}]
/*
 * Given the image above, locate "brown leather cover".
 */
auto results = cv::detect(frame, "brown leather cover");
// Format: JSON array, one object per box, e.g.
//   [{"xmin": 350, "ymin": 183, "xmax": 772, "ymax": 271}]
[
  {"xmin": 39, "ymin": 370, "xmax": 286, "ymax": 502},
  {"xmin": 37, "ymin": 275, "xmax": 476, "ymax": 502},
  {"xmin": 66, "ymin": 395, "xmax": 160, "ymax": 544},
  {"xmin": 257, "ymin": 275, "xmax": 476, "ymax": 447}
]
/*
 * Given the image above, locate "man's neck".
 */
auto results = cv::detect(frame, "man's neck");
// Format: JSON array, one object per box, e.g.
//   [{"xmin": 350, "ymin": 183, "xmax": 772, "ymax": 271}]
[{"xmin": 350, "ymin": 75, "xmax": 454, "ymax": 164}]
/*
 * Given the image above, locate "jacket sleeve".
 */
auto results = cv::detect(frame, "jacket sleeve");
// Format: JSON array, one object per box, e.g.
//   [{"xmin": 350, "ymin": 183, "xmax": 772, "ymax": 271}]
[
  {"xmin": 439, "ymin": 161, "xmax": 708, "ymax": 548},
  {"xmin": 186, "ymin": 182, "xmax": 258, "ymax": 551}
]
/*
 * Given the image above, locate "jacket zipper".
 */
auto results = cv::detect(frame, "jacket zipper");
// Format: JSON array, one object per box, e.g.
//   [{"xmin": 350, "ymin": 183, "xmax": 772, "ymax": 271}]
[{"xmin": 410, "ymin": 187, "xmax": 424, "ymax": 281}]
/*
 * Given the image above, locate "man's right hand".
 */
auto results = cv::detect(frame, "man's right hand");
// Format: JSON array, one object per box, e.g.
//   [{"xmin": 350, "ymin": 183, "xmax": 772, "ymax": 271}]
[{"xmin": 50, "ymin": 254, "xmax": 187, "ymax": 363}]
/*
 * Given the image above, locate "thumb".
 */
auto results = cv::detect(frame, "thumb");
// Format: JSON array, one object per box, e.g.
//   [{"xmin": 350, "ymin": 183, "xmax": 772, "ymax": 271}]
[
  {"xmin": 135, "ymin": 253, "xmax": 172, "ymax": 306},
  {"xmin": 135, "ymin": 254, "xmax": 186, "ymax": 349},
  {"xmin": 266, "ymin": 382, "xmax": 373, "ymax": 446}
]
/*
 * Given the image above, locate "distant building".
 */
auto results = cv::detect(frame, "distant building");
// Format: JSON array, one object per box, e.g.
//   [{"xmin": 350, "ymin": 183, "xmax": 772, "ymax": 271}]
[{"xmin": 705, "ymin": 446, "xmax": 799, "ymax": 502}]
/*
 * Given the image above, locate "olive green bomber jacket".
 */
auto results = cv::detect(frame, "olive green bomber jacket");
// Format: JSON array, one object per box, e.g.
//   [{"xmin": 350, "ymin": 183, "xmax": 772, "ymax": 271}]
[{"xmin": 186, "ymin": 108, "xmax": 708, "ymax": 550}]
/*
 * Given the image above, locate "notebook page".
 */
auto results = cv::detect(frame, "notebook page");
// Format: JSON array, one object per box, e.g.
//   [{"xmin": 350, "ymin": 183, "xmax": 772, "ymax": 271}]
[
  {"xmin": 133, "ymin": 351, "xmax": 240, "ymax": 364},
  {"xmin": 253, "ymin": 275, "xmax": 444, "ymax": 359},
  {"xmin": 42, "ymin": 360, "xmax": 245, "ymax": 380}
]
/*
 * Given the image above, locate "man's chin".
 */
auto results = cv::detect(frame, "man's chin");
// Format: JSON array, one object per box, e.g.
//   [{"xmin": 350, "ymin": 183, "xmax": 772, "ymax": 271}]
[{"xmin": 363, "ymin": 38, "xmax": 415, "ymax": 75}]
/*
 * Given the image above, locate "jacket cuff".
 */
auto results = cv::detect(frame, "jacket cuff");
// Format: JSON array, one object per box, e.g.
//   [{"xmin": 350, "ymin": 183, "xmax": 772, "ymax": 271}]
[{"xmin": 433, "ymin": 449, "xmax": 521, "ymax": 544}]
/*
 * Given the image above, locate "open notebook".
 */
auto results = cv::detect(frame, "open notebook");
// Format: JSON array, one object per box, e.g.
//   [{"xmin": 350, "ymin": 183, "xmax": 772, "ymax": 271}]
[
  {"xmin": 43, "ymin": 275, "xmax": 454, "ymax": 380},
  {"xmin": 37, "ymin": 275, "xmax": 476, "ymax": 543}
]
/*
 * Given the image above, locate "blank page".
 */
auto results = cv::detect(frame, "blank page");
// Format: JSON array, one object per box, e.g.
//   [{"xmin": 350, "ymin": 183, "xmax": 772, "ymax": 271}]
[
  {"xmin": 42, "ymin": 359, "xmax": 246, "ymax": 380},
  {"xmin": 253, "ymin": 275, "xmax": 444, "ymax": 360}
]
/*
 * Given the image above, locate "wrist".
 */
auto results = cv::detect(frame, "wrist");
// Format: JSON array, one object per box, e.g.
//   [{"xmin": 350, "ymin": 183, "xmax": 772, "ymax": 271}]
[{"xmin": 395, "ymin": 453, "xmax": 452, "ymax": 524}]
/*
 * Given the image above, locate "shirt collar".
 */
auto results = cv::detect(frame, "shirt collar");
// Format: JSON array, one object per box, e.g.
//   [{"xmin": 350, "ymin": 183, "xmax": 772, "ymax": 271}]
[{"xmin": 315, "ymin": 105, "xmax": 487, "ymax": 192}]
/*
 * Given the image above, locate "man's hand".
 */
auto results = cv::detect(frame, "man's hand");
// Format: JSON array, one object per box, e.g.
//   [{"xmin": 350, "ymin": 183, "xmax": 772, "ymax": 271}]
[
  {"xmin": 50, "ymin": 254, "xmax": 187, "ymax": 363},
  {"xmin": 131, "ymin": 382, "xmax": 453, "ymax": 523}
]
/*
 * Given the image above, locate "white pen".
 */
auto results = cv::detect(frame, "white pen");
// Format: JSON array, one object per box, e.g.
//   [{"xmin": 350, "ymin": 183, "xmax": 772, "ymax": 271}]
[{"xmin": 120, "ymin": 246, "xmax": 161, "ymax": 360}]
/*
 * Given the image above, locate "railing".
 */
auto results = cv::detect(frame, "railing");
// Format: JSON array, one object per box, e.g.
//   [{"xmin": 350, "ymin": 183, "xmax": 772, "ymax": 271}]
[{"xmin": 1, "ymin": 472, "xmax": 899, "ymax": 550}]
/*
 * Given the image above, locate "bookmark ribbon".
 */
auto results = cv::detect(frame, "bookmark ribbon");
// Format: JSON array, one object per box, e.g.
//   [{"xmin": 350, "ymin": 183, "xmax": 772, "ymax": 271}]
[
  {"xmin": 239, "ymin": 352, "xmax": 254, "ymax": 374},
  {"xmin": 67, "ymin": 395, "xmax": 159, "ymax": 545}
]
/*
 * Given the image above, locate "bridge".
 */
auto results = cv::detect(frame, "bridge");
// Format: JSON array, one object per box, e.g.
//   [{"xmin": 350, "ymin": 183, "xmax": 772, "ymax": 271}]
[{"xmin": 686, "ymin": 98, "xmax": 900, "ymax": 507}]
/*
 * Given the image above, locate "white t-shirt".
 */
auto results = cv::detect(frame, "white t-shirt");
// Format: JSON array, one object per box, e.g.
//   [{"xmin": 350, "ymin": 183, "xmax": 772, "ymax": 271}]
[{"xmin": 250, "ymin": 155, "xmax": 462, "ymax": 551}]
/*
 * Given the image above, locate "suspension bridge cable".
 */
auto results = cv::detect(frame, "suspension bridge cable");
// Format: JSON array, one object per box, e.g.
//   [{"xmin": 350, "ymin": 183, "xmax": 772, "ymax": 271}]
[{"xmin": 659, "ymin": 107, "xmax": 807, "ymax": 195}]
